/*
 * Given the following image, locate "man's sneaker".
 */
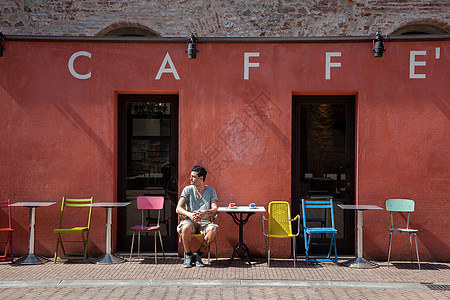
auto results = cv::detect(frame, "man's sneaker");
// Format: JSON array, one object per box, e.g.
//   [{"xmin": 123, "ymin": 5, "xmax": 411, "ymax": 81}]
[
  {"xmin": 183, "ymin": 253, "xmax": 193, "ymax": 268},
  {"xmin": 193, "ymin": 253, "xmax": 205, "ymax": 267}
]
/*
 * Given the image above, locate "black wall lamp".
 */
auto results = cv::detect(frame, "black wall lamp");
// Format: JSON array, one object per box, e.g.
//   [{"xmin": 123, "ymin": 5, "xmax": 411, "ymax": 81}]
[
  {"xmin": 0, "ymin": 32, "xmax": 6, "ymax": 57},
  {"xmin": 372, "ymin": 30, "xmax": 386, "ymax": 57},
  {"xmin": 187, "ymin": 33, "xmax": 198, "ymax": 59}
]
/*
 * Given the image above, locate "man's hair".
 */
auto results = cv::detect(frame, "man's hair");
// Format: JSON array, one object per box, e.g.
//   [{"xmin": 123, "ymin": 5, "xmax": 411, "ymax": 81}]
[{"xmin": 192, "ymin": 165, "xmax": 207, "ymax": 181}]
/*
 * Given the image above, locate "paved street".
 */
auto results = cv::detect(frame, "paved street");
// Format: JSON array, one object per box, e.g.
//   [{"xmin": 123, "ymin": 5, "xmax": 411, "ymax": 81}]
[{"xmin": 0, "ymin": 257, "xmax": 449, "ymax": 299}]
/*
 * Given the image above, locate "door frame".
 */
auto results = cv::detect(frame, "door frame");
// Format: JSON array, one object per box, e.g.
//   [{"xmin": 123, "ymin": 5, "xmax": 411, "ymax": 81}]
[
  {"xmin": 117, "ymin": 94, "xmax": 179, "ymax": 252},
  {"xmin": 292, "ymin": 95, "xmax": 356, "ymax": 255}
]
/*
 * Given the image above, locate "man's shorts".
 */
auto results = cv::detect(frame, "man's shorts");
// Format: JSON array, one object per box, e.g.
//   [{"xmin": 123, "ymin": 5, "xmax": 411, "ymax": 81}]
[{"xmin": 177, "ymin": 219, "xmax": 219, "ymax": 235}]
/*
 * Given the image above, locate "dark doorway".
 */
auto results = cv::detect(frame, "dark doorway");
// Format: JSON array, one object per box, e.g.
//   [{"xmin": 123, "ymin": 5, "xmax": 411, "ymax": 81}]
[
  {"xmin": 118, "ymin": 94, "xmax": 179, "ymax": 252},
  {"xmin": 292, "ymin": 95, "xmax": 355, "ymax": 255}
]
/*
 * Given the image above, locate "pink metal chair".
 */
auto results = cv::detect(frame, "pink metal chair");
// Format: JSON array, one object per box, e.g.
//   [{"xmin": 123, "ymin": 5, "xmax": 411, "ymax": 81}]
[
  {"xmin": 0, "ymin": 199, "xmax": 13, "ymax": 262},
  {"xmin": 129, "ymin": 196, "xmax": 165, "ymax": 263}
]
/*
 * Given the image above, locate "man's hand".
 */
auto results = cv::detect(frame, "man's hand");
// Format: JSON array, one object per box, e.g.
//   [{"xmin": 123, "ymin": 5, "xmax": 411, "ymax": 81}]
[{"xmin": 191, "ymin": 210, "xmax": 204, "ymax": 222}]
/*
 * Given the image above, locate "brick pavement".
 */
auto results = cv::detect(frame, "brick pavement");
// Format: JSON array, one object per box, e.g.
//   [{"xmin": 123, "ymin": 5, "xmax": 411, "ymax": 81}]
[
  {"xmin": 0, "ymin": 257, "xmax": 449, "ymax": 299},
  {"xmin": 0, "ymin": 285, "xmax": 449, "ymax": 300}
]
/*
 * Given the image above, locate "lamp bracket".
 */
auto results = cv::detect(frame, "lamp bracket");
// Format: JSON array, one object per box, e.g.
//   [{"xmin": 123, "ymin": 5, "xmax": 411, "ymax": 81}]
[{"xmin": 0, "ymin": 32, "xmax": 6, "ymax": 57}]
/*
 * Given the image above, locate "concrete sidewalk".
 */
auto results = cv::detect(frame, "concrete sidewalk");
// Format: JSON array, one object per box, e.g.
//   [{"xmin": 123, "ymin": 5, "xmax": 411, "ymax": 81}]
[{"xmin": 0, "ymin": 256, "xmax": 449, "ymax": 299}]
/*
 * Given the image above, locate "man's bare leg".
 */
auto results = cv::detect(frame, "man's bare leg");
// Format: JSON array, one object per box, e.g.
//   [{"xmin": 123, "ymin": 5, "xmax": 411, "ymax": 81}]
[
  {"xmin": 181, "ymin": 223, "xmax": 194, "ymax": 268},
  {"xmin": 193, "ymin": 225, "xmax": 217, "ymax": 267},
  {"xmin": 198, "ymin": 225, "xmax": 217, "ymax": 253},
  {"xmin": 181, "ymin": 223, "xmax": 193, "ymax": 253}
]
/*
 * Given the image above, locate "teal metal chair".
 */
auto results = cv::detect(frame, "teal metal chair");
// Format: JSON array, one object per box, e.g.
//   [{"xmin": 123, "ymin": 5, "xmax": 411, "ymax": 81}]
[
  {"xmin": 301, "ymin": 199, "xmax": 338, "ymax": 265},
  {"xmin": 386, "ymin": 198, "xmax": 420, "ymax": 269}
]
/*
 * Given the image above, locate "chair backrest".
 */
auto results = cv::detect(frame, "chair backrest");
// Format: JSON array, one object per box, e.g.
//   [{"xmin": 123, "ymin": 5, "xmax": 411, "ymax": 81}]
[
  {"xmin": 386, "ymin": 198, "xmax": 415, "ymax": 212},
  {"xmin": 301, "ymin": 199, "xmax": 335, "ymax": 229},
  {"xmin": 386, "ymin": 198, "xmax": 415, "ymax": 229},
  {"xmin": 137, "ymin": 196, "xmax": 164, "ymax": 210},
  {"xmin": 137, "ymin": 196, "xmax": 164, "ymax": 226},
  {"xmin": 58, "ymin": 197, "xmax": 93, "ymax": 229},
  {"xmin": 267, "ymin": 201, "xmax": 293, "ymax": 236},
  {"xmin": 0, "ymin": 199, "xmax": 12, "ymax": 229}
]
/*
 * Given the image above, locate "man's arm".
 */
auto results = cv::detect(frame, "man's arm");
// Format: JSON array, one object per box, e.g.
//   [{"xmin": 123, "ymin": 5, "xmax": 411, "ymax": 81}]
[
  {"xmin": 197, "ymin": 199, "xmax": 218, "ymax": 220},
  {"xmin": 176, "ymin": 196, "xmax": 195, "ymax": 220}
]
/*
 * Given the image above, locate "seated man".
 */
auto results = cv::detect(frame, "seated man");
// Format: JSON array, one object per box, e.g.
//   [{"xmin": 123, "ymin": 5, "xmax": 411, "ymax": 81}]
[{"xmin": 176, "ymin": 165, "xmax": 218, "ymax": 268}]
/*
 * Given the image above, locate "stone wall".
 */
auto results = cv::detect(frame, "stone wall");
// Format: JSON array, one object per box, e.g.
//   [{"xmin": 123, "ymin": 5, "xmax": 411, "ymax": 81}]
[{"xmin": 0, "ymin": 0, "xmax": 449, "ymax": 37}]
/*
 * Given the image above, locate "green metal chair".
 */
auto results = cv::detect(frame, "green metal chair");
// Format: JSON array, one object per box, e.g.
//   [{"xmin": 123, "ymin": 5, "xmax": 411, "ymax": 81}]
[
  {"xmin": 386, "ymin": 198, "xmax": 420, "ymax": 269},
  {"xmin": 262, "ymin": 201, "xmax": 300, "ymax": 267},
  {"xmin": 54, "ymin": 197, "xmax": 93, "ymax": 263},
  {"xmin": 301, "ymin": 199, "xmax": 338, "ymax": 265}
]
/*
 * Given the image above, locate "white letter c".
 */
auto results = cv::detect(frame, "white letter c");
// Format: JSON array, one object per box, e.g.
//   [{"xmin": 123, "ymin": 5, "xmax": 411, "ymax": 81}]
[{"xmin": 69, "ymin": 51, "xmax": 91, "ymax": 80}]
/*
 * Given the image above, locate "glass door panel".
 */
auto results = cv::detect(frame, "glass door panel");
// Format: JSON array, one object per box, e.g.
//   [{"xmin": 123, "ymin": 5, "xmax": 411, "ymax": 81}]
[
  {"xmin": 118, "ymin": 95, "xmax": 178, "ymax": 252},
  {"xmin": 293, "ymin": 95, "xmax": 355, "ymax": 255}
]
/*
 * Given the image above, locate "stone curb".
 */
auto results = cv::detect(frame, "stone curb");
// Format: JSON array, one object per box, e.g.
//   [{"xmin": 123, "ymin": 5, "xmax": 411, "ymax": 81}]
[{"xmin": 0, "ymin": 279, "xmax": 428, "ymax": 290}]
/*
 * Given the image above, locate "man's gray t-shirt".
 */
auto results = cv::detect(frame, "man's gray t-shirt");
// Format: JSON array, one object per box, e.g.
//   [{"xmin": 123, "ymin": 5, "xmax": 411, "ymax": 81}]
[{"xmin": 180, "ymin": 185, "xmax": 218, "ymax": 221}]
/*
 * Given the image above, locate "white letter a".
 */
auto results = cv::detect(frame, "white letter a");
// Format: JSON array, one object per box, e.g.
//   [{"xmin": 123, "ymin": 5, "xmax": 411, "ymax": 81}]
[{"xmin": 155, "ymin": 52, "xmax": 180, "ymax": 80}]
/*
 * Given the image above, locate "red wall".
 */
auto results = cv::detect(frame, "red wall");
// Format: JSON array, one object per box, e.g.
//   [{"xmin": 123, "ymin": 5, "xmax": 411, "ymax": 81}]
[{"xmin": 0, "ymin": 38, "xmax": 449, "ymax": 261}]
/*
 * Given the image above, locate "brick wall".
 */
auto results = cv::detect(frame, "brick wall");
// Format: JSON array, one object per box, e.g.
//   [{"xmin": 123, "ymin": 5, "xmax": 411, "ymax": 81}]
[{"xmin": 0, "ymin": 0, "xmax": 449, "ymax": 37}]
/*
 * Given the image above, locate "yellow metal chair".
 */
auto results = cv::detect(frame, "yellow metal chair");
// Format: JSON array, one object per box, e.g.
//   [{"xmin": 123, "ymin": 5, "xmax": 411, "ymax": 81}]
[
  {"xmin": 262, "ymin": 201, "xmax": 300, "ymax": 267},
  {"xmin": 178, "ymin": 215, "xmax": 218, "ymax": 263},
  {"xmin": 54, "ymin": 197, "xmax": 93, "ymax": 263}
]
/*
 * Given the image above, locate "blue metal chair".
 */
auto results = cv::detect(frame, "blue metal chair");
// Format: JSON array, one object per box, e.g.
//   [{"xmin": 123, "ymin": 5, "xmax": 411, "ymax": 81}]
[
  {"xmin": 301, "ymin": 199, "xmax": 338, "ymax": 265},
  {"xmin": 300, "ymin": 195, "xmax": 331, "ymax": 238},
  {"xmin": 386, "ymin": 198, "xmax": 420, "ymax": 269}
]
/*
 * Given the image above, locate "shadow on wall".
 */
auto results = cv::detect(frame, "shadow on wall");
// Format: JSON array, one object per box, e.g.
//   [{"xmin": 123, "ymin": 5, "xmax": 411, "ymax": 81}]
[
  {"xmin": 245, "ymin": 92, "xmax": 290, "ymax": 151},
  {"xmin": 54, "ymin": 103, "xmax": 112, "ymax": 166},
  {"xmin": 199, "ymin": 91, "xmax": 290, "ymax": 180},
  {"xmin": 431, "ymin": 97, "xmax": 450, "ymax": 120}
]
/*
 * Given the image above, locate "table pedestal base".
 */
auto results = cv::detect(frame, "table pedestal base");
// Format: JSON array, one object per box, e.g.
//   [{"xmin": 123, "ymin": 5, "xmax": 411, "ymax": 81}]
[
  {"xmin": 341, "ymin": 257, "xmax": 378, "ymax": 268},
  {"xmin": 14, "ymin": 254, "xmax": 50, "ymax": 265},
  {"xmin": 225, "ymin": 242, "xmax": 251, "ymax": 266},
  {"xmin": 224, "ymin": 211, "xmax": 256, "ymax": 267},
  {"xmin": 93, "ymin": 254, "xmax": 127, "ymax": 264}
]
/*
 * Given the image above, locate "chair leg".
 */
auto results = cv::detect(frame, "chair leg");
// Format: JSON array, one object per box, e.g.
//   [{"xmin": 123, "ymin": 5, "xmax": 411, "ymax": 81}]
[
  {"xmin": 268, "ymin": 236, "xmax": 271, "ymax": 267},
  {"xmin": 207, "ymin": 245, "xmax": 211, "ymax": 264},
  {"xmin": 9, "ymin": 232, "xmax": 13, "ymax": 262},
  {"xmin": 409, "ymin": 233, "xmax": 414, "ymax": 263},
  {"xmin": 214, "ymin": 237, "xmax": 218, "ymax": 260},
  {"xmin": 129, "ymin": 230, "xmax": 136, "ymax": 260},
  {"xmin": 2, "ymin": 233, "xmax": 13, "ymax": 261},
  {"xmin": 205, "ymin": 233, "xmax": 212, "ymax": 263},
  {"xmin": 154, "ymin": 231, "xmax": 157, "ymax": 264},
  {"xmin": 387, "ymin": 232, "xmax": 392, "ymax": 268},
  {"xmin": 264, "ymin": 236, "xmax": 268, "ymax": 264},
  {"xmin": 327, "ymin": 234, "xmax": 334, "ymax": 259},
  {"xmin": 82, "ymin": 231, "xmax": 89, "ymax": 263},
  {"xmin": 1, "ymin": 237, "xmax": 5, "ymax": 258},
  {"xmin": 158, "ymin": 230, "xmax": 165, "ymax": 259},
  {"xmin": 333, "ymin": 234, "xmax": 338, "ymax": 265},
  {"xmin": 138, "ymin": 231, "xmax": 141, "ymax": 258},
  {"xmin": 305, "ymin": 234, "xmax": 311, "ymax": 265},
  {"xmin": 54, "ymin": 234, "xmax": 61, "ymax": 263},
  {"xmin": 293, "ymin": 236, "xmax": 296, "ymax": 267},
  {"xmin": 414, "ymin": 233, "xmax": 420, "ymax": 270}
]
